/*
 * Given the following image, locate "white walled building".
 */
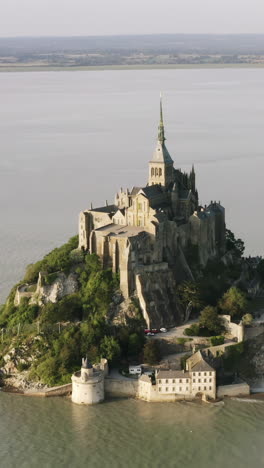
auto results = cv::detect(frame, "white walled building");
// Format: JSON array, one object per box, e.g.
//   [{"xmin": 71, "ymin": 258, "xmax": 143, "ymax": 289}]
[
  {"xmin": 138, "ymin": 351, "xmax": 216, "ymax": 401},
  {"xmin": 156, "ymin": 369, "xmax": 191, "ymax": 396}
]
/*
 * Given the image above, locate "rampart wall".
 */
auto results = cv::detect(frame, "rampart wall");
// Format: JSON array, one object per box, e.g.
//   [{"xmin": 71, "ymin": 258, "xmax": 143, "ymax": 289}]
[
  {"xmin": 221, "ymin": 315, "xmax": 244, "ymax": 342},
  {"xmin": 105, "ymin": 378, "xmax": 139, "ymax": 397},
  {"xmin": 44, "ymin": 383, "xmax": 72, "ymax": 397},
  {"xmin": 217, "ymin": 383, "xmax": 250, "ymax": 397}
]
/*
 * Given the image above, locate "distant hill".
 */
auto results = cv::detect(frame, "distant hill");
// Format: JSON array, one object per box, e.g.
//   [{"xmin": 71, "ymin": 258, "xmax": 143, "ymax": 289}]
[
  {"xmin": 2, "ymin": 34, "xmax": 264, "ymax": 69},
  {"xmin": 2, "ymin": 34, "xmax": 264, "ymax": 54}
]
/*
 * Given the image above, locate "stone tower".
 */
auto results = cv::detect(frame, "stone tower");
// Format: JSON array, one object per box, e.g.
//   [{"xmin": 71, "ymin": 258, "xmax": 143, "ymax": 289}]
[
  {"xmin": 71, "ymin": 357, "xmax": 106, "ymax": 405},
  {"xmin": 148, "ymin": 95, "xmax": 174, "ymax": 187}
]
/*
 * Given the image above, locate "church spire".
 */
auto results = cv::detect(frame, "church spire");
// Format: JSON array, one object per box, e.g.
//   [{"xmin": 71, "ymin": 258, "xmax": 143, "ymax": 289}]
[{"xmin": 158, "ymin": 93, "xmax": 165, "ymax": 144}]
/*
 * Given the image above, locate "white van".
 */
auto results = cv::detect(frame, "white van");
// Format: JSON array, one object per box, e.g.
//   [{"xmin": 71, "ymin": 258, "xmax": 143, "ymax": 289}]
[{"xmin": 129, "ymin": 365, "xmax": 142, "ymax": 375}]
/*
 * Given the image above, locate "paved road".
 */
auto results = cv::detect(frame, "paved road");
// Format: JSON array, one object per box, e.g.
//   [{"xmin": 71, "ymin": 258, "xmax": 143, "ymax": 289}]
[{"xmin": 151, "ymin": 319, "xmax": 199, "ymax": 341}]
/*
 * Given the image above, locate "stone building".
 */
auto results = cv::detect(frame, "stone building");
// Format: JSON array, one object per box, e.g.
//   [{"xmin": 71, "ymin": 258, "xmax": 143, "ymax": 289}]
[
  {"xmin": 71, "ymin": 357, "xmax": 108, "ymax": 405},
  {"xmin": 138, "ymin": 350, "xmax": 216, "ymax": 401},
  {"xmin": 78, "ymin": 98, "xmax": 226, "ymax": 328}
]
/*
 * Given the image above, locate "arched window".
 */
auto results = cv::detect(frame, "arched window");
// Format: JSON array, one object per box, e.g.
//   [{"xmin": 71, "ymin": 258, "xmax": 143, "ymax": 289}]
[
  {"xmin": 159, "ymin": 168, "xmax": 162, "ymax": 177},
  {"xmin": 155, "ymin": 168, "xmax": 158, "ymax": 176},
  {"xmin": 151, "ymin": 168, "xmax": 154, "ymax": 176}
]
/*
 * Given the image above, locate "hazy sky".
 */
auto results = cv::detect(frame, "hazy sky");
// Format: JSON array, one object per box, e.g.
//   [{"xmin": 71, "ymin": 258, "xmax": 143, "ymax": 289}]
[{"xmin": 1, "ymin": 0, "xmax": 264, "ymax": 37}]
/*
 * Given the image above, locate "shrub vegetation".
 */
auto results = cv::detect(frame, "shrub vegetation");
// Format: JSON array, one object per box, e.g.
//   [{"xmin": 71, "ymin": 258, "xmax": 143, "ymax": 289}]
[{"xmin": 0, "ymin": 237, "xmax": 146, "ymax": 386}]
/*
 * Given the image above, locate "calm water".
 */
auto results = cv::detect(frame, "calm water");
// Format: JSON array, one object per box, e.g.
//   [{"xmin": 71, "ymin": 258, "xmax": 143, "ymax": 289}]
[
  {"xmin": 1, "ymin": 68, "xmax": 264, "ymax": 467},
  {"xmin": 0, "ymin": 392, "xmax": 263, "ymax": 468},
  {"xmin": 1, "ymin": 68, "xmax": 264, "ymax": 301}
]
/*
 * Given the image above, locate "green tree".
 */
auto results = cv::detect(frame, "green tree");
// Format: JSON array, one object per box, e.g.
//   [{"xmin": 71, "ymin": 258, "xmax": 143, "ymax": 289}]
[
  {"xmin": 218, "ymin": 287, "xmax": 248, "ymax": 318},
  {"xmin": 100, "ymin": 336, "xmax": 121, "ymax": 364},
  {"xmin": 242, "ymin": 313, "xmax": 253, "ymax": 326},
  {"xmin": 210, "ymin": 335, "xmax": 225, "ymax": 346},
  {"xmin": 127, "ymin": 332, "xmax": 145, "ymax": 357},
  {"xmin": 226, "ymin": 229, "xmax": 245, "ymax": 257},
  {"xmin": 143, "ymin": 340, "xmax": 161, "ymax": 364},
  {"xmin": 199, "ymin": 306, "xmax": 223, "ymax": 335},
  {"xmin": 176, "ymin": 281, "xmax": 203, "ymax": 310},
  {"xmin": 23, "ymin": 235, "xmax": 79, "ymax": 283},
  {"xmin": 184, "ymin": 323, "xmax": 200, "ymax": 336},
  {"xmin": 40, "ymin": 294, "xmax": 82, "ymax": 323}
]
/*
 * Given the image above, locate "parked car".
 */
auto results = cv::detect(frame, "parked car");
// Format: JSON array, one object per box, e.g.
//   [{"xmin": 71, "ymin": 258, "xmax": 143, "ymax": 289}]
[
  {"xmin": 160, "ymin": 328, "xmax": 167, "ymax": 333},
  {"xmin": 147, "ymin": 332, "xmax": 155, "ymax": 336}
]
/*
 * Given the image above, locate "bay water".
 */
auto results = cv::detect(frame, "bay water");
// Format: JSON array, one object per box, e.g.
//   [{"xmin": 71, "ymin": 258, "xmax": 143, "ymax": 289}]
[
  {"xmin": 1, "ymin": 68, "xmax": 264, "ymax": 466},
  {"xmin": 0, "ymin": 391, "xmax": 264, "ymax": 468},
  {"xmin": 1, "ymin": 68, "xmax": 264, "ymax": 301}
]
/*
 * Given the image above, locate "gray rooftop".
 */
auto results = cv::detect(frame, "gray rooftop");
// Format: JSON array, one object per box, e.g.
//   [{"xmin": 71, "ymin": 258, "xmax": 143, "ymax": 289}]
[
  {"xmin": 156, "ymin": 370, "xmax": 190, "ymax": 380},
  {"xmin": 150, "ymin": 141, "xmax": 174, "ymax": 164},
  {"xmin": 140, "ymin": 185, "xmax": 164, "ymax": 199},
  {"xmin": 91, "ymin": 204, "xmax": 118, "ymax": 214},
  {"xmin": 95, "ymin": 223, "xmax": 145, "ymax": 238},
  {"xmin": 131, "ymin": 186, "xmax": 141, "ymax": 197},
  {"xmin": 190, "ymin": 360, "xmax": 215, "ymax": 373}
]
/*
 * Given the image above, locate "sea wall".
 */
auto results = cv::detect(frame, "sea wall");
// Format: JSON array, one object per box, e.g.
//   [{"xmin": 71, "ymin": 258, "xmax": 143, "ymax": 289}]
[
  {"xmin": 217, "ymin": 383, "xmax": 250, "ymax": 398},
  {"xmin": 44, "ymin": 383, "xmax": 72, "ymax": 397},
  {"xmin": 105, "ymin": 378, "xmax": 139, "ymax": 397}
]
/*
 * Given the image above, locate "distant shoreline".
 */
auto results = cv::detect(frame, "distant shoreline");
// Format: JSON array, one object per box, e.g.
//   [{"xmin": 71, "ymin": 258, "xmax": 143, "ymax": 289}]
[{"xmin": 1, "ymin": 63, "xmax": 264, "ymax": 73}]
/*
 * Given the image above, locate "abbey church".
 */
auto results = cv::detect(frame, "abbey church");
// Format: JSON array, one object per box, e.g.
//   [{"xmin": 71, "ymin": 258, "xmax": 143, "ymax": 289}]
[{"xmin": 78, "ymin": 99, "xmax": 225, "ymax": 327}]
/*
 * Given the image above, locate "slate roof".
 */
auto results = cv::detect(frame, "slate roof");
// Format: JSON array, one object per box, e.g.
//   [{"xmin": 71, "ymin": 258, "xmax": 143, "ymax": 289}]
[
  {"xmin": 95, "ymin": 223, "xmax": 145, "ymax": 238},
  {"xmin": 156, "ymin": 370, "xmax": 190, "ymax": 380},
  {"xmin": 190, "ymin": 360, "xmax": 215, "ymax": 373},
  {"xmin": 140, "ymin": 185, "xmax": 164, "ymax": 199},
  {"xmin": 150, "ymin": 141, "xmax": 174, "ymax": 164},
  {"xmin": 114, "ymin": 208, "xmax": 126, "ymax": 217},
  {"xmin": 91, "ymin": 204, "xmax": 118, "ymax": 214},
  {"xmin": 180, "ymin": 189, "xmax": 192, "ymax": 201},
  {"xmin": 131, "ymin": 187, "xmax": 141, "ymax": 196},
  {"xmin": 207, "ymin": 202, "xmax": 225, "ymax": 213}
]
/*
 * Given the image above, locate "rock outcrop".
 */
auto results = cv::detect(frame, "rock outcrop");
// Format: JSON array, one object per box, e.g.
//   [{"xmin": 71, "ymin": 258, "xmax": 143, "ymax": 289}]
[
  {"xmin": 33, "ymin": 272, "xmax": 79, "ymax": 305},
  {"xmin": 136, "ymin": 270, "xmax": 185, "ymax": 328}
]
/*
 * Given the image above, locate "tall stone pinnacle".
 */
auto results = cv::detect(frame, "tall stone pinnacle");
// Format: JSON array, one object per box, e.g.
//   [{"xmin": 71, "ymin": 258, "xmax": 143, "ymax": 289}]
[{"xmin": 158, "ymin": 93, "xmax": 165, "ymax": 144}]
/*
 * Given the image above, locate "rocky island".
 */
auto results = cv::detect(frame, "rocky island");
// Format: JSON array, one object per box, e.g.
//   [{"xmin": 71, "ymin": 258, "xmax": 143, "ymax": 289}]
[{"xmin": 1, "ymin": 98, "xmax": 264, "ymax": 404}]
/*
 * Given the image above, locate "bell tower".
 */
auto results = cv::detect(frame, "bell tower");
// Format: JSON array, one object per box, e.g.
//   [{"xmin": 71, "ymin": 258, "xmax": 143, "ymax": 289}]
[{"xmin": 148, "ymin": 95, "xmax": 174, "ymax": 187}]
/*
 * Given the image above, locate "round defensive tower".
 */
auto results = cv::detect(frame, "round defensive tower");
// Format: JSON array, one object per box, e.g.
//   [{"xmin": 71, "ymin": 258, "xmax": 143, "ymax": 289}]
[{"xmin": 71, "ymin": 357, "xmax": 105, "ymax": 405}]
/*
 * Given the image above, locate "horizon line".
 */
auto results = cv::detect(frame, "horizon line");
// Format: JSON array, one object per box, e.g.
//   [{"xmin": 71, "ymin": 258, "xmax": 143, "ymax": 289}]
[{"xmin": 2, "ymin": 32, "xmax": 264, "ymax": 40}]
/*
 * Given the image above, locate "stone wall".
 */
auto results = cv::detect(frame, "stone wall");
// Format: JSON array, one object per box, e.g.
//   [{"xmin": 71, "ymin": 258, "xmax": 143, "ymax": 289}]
[
  {"xmin": 105, "ymin": 377, "xmax": 139, "ymax": 397},
  {"xmin": 135, "ymin": 269, "xmax": 184, "ymax": 328},
  {"xmin": 14, "ymin": 285, "xmax": 34, "ymax": 306},
  {"xmin": 217, "ymin": 383, "xmax": 250, "ymax": 397},
  {"xmin": 44, "ymin": 383, "xmax": 72, "ymax": 397},
  {"xmin": 245, "ymin": 325, "xmax": 264, "ymax": 340},
  {"xmin": 221, "ymin": 315, "xmax": 244, "ymax": 342}
]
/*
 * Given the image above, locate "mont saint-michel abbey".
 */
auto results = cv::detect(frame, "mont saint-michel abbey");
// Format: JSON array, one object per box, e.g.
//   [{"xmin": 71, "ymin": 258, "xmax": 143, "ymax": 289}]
[{"xmin": 79, "ymin": 99, "xmax": 225, "ymax": 328}]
